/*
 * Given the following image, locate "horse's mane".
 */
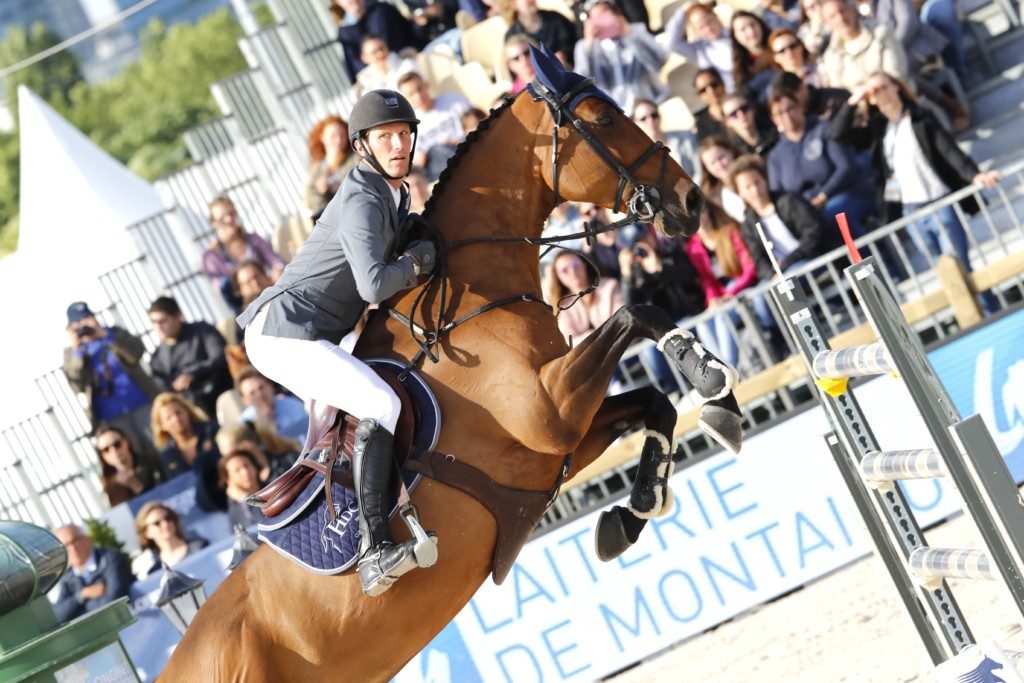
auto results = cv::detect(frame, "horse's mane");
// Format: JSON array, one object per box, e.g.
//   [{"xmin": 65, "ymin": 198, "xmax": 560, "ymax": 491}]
[{"xmin": 423, "ymin": 93, "xmax": 520, "ymax": 215}]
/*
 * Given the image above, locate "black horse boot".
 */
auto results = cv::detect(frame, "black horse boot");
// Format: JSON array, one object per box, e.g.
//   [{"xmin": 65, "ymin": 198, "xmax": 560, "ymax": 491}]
[
  {"xmin": 352, "ymin": 418, "xmax": 423, "ymax": 597},
  {"xmin": 656, "ymin": 329, "xmax": 737, "ymax": 401}
]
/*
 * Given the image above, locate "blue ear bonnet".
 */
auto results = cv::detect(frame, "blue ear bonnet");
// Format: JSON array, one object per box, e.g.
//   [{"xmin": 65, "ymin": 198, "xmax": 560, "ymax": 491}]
[{"xmin": 526, "ymin": 43, "xmax": 622, "ymax": 114}]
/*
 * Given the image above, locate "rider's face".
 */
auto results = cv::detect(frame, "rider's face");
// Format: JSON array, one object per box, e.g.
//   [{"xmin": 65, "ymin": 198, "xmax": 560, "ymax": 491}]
[{"xmin": 363, "ymin": 122, "xmax": 413, "ymax": 180}]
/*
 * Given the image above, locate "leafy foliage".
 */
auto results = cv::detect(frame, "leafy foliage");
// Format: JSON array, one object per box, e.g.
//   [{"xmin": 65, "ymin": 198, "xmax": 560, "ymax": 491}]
[
  {"xmin": 0, "ymin": 9, "xmax": 248, "ymax": 255},
  {"xmin": 84, "ymin": 517, "xmax": 126, "ymax": 554}
]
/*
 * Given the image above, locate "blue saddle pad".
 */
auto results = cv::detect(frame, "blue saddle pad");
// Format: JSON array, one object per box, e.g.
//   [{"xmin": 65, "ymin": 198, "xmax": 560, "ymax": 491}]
[{"xmin": 258, "ymin": 360, "xmax": 441, "ymax": 575}]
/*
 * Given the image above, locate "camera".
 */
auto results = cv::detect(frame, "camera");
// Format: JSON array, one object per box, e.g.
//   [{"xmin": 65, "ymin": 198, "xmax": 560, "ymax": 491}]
[
  {"xmin": 631, "ymin": 245, "xmax": 649, "ymax": 258},
  {"xmin": 77, "ymin": 325, "xmax": 97, "ymax": 338}
]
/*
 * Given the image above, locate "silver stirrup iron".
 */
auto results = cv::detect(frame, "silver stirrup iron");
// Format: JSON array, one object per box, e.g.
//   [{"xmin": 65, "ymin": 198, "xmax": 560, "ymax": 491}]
[{"xmin": 401, "ymin": 504, "xmax": 438, "ymax": 568}]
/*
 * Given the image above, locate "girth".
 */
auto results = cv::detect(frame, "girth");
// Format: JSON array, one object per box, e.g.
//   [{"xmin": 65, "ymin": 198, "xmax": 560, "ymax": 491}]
[{"xmin": 405, "ymin": 449, "xmax": 571, "ymax": 584}]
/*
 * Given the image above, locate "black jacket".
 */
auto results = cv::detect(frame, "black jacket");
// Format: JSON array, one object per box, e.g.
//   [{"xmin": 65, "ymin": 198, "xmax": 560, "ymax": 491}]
[
  {"xmin": 150, "ymin": 321, "xmax": 231, "ymax": 416},
  {"xmin": 740, "ymin": 192, "xmax": 833, "ymax": 280},
  {"xmin": 828, "ymin": 99, "xmax": 981, "ymax": 225},
  {"xmin": 621, "ymin": 242, "xmax": 705, "ymax": 321}
]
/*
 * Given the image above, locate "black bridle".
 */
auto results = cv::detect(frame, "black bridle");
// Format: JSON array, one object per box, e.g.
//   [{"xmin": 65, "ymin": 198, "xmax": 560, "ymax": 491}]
[{"xmin": 388, "ymin": 83, "xmax": 673, "ymax": 378}]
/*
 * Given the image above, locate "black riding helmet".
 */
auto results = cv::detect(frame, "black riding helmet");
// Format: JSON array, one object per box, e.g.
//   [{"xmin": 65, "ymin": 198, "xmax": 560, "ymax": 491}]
[{"xmin": 348, "ymin": 89, "xmax": 420, "ymax": 180}]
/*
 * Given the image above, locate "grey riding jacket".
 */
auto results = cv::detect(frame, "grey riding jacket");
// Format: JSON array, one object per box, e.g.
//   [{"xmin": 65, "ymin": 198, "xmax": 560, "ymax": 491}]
[{"xmin": 237, "ymin": 162, "xmax": 414, "ymax": 345}]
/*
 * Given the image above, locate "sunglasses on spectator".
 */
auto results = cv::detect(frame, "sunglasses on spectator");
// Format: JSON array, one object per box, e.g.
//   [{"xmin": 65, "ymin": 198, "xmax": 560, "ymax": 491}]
[
  {"xmin": 697, "ymin": 81, "xmax": 723, "ymax": 95},
  {"xmin": 147, "ymin": 515, "xmax": 174, "ymax": 528},
  {"xmin": 557, "ymin": 262, "xmax": 585, "ymax": 275},
  {"xmin": 62, "ymin": 535, "xmax": 88, "ymax": 547},
  {"xmin": 773, "ymin": 41, "xmax": 802, "ymax": 55},
  {"xmin": 634, "ymin": 112, "xmax": 660, "ymax": 123},
  {"xmin": 507, "ymin": 50, "xmax": 530, "ymax": 63},
  {"xmin": 725, "ymin": 103, "xmax": 752, "ymax": 119},
  {"xmin": 98, "ymin": 438, "xmax": 124, "ymax": 454}
]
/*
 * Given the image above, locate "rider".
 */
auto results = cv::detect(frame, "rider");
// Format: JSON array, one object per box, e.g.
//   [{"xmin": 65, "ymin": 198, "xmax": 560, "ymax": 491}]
[{"xmin": 238, "ymin": 89, "xmax": 437, "ymax": 596}]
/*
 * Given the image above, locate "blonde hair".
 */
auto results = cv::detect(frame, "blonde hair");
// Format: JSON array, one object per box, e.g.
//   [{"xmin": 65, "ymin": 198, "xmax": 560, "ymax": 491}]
[
  {"xmin": 150, "ymin": 392, "xmax": 209, "ymax": 449},
  {"xmin": 216, "ymin": 420, "xmax": 302, "ymax": 459},
  {"xmin": 701, "ymin": 201, "xmax": 744, "ymax": 278},
  {"xmin": 542, "ymin": 250, "xmax": 588, "ymax": 311}
]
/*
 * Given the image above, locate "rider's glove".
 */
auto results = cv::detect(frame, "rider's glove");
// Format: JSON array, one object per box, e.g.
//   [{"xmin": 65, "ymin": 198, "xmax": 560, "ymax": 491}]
[{"xmin": 403, "ymin": 240, "xmax": 436, "ymax": 276}]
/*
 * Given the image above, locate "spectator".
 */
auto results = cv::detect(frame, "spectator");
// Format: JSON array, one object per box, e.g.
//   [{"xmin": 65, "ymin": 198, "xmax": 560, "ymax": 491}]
[
  {"xmin": 618, "ymin": 225, "xmax": 705, "ymax": 322},
  {"xmin": 768, "ymin": 27, "xmax": 822, "ymax": 86},
  {"xmin": 820, "ymin": 0, "xmax": 909, "ymax": 92},
  {"xmin": 407, "ymin": 166, "xmax": 431, "ymax": 214},
  {"xmin": 218, "ymin": 450, "xmax": 265, "ymax": 529},
  {"xmin": 215, "ymin": 420, "xmax": 302, "ymax": 481},
  {"xmin": 920, "ymin": 0, "xmax": 968, "ymax": 83},
  {"xmin": 404, "ymin": 0, "xmax": 459, "ymax": 49},
  {"xmin": 768, "ymin": 70, "xmax": 850, "ymax": 120},
  {"xmin": 665, "ymin": 3, "xmax": 736, "ymax": 92},
  {"xmin": 757, "ymin": 0, "xmax": 800, "ymax": 31},
  {"xmin": 684, "ymin": 202, "xmax": 761, "ymax": 366},
  {"xmin": 697, "ymin": 135, "xmax": 748, "ymax": 222},
  {"xmin": 543, "ymin": 249, "xmax": 622, "ymax": 344},
  {"xmin": 61, "ymin": 301, "xmax": 159, "ymax": 457},
  {"xmin": 574, "ymin": 0, "xmax": 666, "ymax": 112},
  {"xmin": 95, "ymin": 426, "xmax": 164, "ymax": 507},
  {"xmin": 692, "ymin": 67, "xmax": 730, "ymax": 140},
  {"xmin": 306, "ymin": 116, "xmax": 360, "ymax": 221},
  {"xmin": 236, "ymin": 366, "xmax": 309, "ymax": 444},
  {"xmin": 149, "ymin": 296, "xmax": 233, "ymax": 416},
  {"xmin": 52, "ymin": 524, "xmax": 134, "ymax": 624},
  {"xmin": 722, "ymin": 93, "xmax": 777, "ymax": 156},
  {"xmin": 232, "ymin": 260, "xmax": 274, "ymax": 312},
  {"xmin": 631, "ymin": 98, "xmax": 698, "ymax": 178},
  {"xmin": 398, "ymin": 71, "xmax": 469, "ymax": 180},
  {"xmin": 504, "ymin": 34, "xmax": 538, "ymax": 95},
  {"xmin": 729, "ymin": 153, "xmax": 831, "ymax": 279},
  {"xmin": 203, "ymin": 196, "xmax": 285, "ymax": 313},
  {"xmin": 798, "ymin": 0, "xmax": 830, "ymax": 57},
  {"xmin": 539, "ymin": 203, "xmax": 585, "ymax": 274},
  {"xmin": 830, "ymin": 71, "xmax": 999, "ymax": 309},
  {"xmin": 578, "ymin": 204, "xmax": 622, "ymax": 278},
  {"xmin": 461, "ymin": 107, "xmax": 487, "ymax": 134},
  {"xmin": 134, "ymin": 502, "xmax": 209, "ymax": 578},
  {"xmin": 730, "ymin": 10, "xmax": 776, "ymax": 97},
  {"xmin": 766, "ymin": 89, "xmax": 874, "ymax": 233},
  {"xmin": 503, "ymin": 0, "xmax": 578, "ymax": 66},
  {"xmin": 333, "ymin": 0, "xmax": 422, "ymax": 82},
  {"xmin": 151, "ymin": 392, "xmax": 224, "ymax": 512},
  {"xmin": 355, "ymin": 34, "xmax": 417, "ymax": 95}
]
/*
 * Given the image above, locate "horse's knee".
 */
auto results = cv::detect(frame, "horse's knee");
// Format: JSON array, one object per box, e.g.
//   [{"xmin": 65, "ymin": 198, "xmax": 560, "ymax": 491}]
[{"xmin": 631, "ymin": 385, "xmax": 676, "ymax": 434}]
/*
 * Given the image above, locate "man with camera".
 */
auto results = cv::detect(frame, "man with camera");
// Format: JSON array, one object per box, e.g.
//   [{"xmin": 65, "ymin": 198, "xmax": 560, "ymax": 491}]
[{"xmin": 62, "ymin": 301, "xmax": 160, "ymax": 456}]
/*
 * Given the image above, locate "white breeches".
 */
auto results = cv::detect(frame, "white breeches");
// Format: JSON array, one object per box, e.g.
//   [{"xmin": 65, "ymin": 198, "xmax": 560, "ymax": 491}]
[{"xmin": 244, "ymin": 307, "xmax": 401, "ymax": 433}]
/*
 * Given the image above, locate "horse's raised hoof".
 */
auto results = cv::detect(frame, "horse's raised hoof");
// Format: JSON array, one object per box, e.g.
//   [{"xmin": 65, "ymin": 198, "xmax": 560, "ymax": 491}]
[
  {"xmin": 656, "ymin": 329, "xmax": 737, "ymax": 401},
  {"xmin": 698, "ymin": 393, "xmax": 743, "ymax": 454},
  {"xmin": 595, "ymin": 506, "xmax": 647, "ymax": 562}
]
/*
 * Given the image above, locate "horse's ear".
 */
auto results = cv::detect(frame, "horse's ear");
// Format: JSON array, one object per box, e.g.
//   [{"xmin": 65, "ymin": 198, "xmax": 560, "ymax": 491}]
[{"xmin": 529, "ymin": 43, "xmax": 569, "ymax": 89}]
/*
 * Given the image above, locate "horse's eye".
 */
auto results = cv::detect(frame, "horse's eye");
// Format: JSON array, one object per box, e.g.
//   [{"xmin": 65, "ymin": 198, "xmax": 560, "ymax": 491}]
[{"xmin": 597, "ymin": 115, "xmax": 613, "ymax": 126}]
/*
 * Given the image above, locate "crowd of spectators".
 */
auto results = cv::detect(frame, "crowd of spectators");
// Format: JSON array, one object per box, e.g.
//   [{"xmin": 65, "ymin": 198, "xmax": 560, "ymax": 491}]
[{"xmin": 50, "ymin": 0, "xmax": 1003, "ymax": 625}]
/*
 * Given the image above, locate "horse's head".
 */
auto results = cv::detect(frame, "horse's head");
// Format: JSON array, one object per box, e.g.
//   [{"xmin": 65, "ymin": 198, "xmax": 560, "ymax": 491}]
[{"xmin": 524, "ymin": 45, "xmax": 703, "ymax": 238}]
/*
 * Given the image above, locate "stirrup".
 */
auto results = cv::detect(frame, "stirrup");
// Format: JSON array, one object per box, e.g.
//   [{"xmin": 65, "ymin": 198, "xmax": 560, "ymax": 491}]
[
  {"xmin": 358, "ymin": 536, "xmax": 437, "ymax": 597},
  {"xmin": 400, "ymin": 503, "xmax": 438, "ymax": 568}
]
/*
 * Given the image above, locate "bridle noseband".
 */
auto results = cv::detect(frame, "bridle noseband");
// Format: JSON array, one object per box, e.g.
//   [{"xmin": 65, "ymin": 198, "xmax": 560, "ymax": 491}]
[{"xmin": 389, "ymin": 85, "xmax": 673, "ymax": 378}]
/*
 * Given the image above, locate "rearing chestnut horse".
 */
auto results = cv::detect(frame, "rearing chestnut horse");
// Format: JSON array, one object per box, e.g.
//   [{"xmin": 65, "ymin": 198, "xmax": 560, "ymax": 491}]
[{"xmin": 161, "ymin": 50, "xmax": 742, "ymax": 681}]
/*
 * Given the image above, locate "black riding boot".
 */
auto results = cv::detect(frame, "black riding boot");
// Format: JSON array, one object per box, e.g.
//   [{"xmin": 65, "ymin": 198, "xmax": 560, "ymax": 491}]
[{"xmin": 352, "ymin": 418, "xmax": 422, "ymax": 596}]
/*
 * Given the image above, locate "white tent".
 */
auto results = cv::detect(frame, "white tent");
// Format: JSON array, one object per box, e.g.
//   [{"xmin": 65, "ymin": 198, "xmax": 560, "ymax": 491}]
[{"xmin": 0, "ymin": 86, "xmax": 168, "ymax": 428}]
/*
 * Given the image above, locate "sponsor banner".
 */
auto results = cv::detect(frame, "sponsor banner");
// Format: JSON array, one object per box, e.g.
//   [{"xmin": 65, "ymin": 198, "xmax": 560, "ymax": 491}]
[{"xmin": 396, "ymin": 307, "xmax": 1024, "ymax": 682}]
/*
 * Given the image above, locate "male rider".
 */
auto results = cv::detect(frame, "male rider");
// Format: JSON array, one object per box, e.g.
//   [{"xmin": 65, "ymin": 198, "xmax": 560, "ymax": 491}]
[{"xmin": 238, "ymin": 89, "xmax": 436, "ymax": 596}]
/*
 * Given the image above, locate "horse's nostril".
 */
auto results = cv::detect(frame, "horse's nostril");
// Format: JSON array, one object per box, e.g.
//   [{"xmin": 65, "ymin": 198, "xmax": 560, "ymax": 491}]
[{"xmin": 684, "ymin": 187, "xmax": 704, "ymax": 217}]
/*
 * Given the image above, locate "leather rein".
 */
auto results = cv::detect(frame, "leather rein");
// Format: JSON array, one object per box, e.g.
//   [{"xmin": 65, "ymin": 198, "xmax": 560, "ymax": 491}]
[{"xmin": 388, "ymin": 80, "xmax": 670, "ymax": 379}]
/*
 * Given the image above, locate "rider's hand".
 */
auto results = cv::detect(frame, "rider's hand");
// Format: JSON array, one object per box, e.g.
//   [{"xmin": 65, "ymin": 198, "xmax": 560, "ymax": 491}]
[{"xmin": 404, "ymin": 240, "xmax": 436, "ymax": 275}]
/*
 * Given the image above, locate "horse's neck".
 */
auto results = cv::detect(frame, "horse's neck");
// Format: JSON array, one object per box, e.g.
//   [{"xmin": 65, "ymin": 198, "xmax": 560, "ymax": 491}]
[{"xmin": 425, "ymin": 100, "xmax": 551, "ymax": 296}]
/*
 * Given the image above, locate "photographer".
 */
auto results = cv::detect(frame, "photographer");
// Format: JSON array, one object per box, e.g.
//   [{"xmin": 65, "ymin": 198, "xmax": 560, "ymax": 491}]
[{"xmin": 62, "ymin": 301, "xmax": 160, "ymax": 458}]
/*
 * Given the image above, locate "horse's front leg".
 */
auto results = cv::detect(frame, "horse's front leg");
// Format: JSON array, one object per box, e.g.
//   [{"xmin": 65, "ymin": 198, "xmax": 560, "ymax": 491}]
[
  {"xmin": 565, "ymin": 386, "xmax": 679, "ymax": 561},
  {"xmin": 539, "ymin": 304, "xmax": 743, "ymax": 453}
]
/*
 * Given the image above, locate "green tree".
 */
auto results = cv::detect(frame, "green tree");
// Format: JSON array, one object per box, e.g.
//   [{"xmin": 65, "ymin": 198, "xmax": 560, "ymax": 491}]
[
  {"xmin": 67, "ymin": 8, "xmax": 247, "ymax": 179},
  {"xmin": 0, "ymin": 22, "xmax": 84, "ymax": 117}
]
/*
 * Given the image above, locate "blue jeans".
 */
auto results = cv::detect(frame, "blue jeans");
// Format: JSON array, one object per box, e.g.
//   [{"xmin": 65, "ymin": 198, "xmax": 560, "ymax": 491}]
[
  {"xmin": 904, "ymin": 201, "xmax": 998, "ymax": 312},
  {"xmin": 822, "ymin": 190, "xmax": 875, "ymax": 238},
  {"xmin": 921, "ymin": 0, "xmax": 967, "ymax": 81},
  {"xmin": 694, "ymin": 294, "xmax": 775, "ymax": 368}
]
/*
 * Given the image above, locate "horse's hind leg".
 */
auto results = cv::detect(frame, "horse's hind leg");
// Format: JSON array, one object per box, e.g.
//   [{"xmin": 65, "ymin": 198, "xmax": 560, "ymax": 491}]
[{"xmin": 567, "ymin": 387, "xmax": 678, "ymax": 562}]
